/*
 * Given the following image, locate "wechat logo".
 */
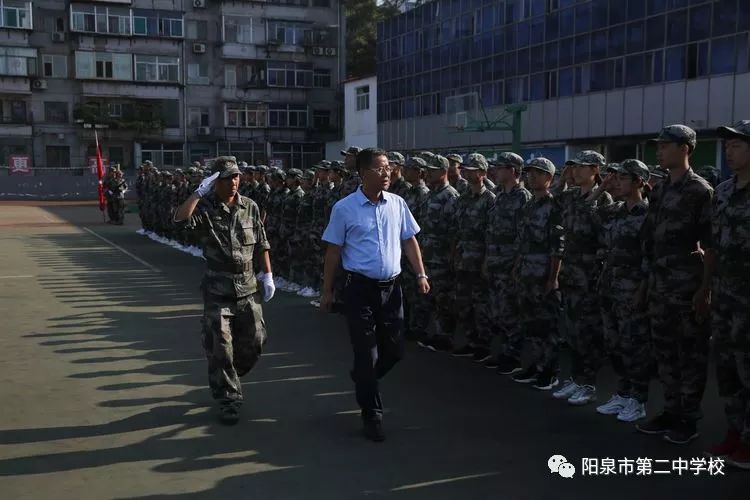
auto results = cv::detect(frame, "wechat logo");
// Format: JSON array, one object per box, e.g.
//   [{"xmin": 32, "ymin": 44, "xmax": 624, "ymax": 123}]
[{"xmin": 548, "ymin": 454, "xmax": 576, "ymax": 479}]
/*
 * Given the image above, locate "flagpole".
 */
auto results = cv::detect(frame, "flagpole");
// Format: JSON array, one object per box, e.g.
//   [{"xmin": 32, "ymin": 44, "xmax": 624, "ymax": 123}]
[{"xmin": 95, "ymin": 128, "xmax": 106, "ymax": 223}]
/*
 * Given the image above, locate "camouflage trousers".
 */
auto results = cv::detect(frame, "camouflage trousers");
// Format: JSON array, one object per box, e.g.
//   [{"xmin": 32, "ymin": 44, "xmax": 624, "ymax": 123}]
[
  {"xmin": 560, "ymin": 261, "xmax": 605, "ymax": 386},
  {"xmin": 487, "ymin": 271, "xmax": 523, "ymax": 361},
  {"xmin": 287, "ymin": 238, "xmax": 307, "ymax": 286},
  {"xmin": 455, "ymin": 271, "xmax": 491, "ymax": 347},
  {"xmin": 201, "ymin": 292, "xmax": 267, "ymax": 406},
  {"xmin": 713, "ymin": 285, "xmax": 750, "ymax": 444},
  {"xmin": 402, "ymin": 267, "xmax": 429, "ymax": 338},
  {"xmin": 414, "ymin": 265, "xmax": 456, "ymax": 338},
  {"xmin": 648, "ymin": 270, "xmax": 710, "ymax": 421},
  {"xmin": 600, "ymin": 296, "xmax": 652, "ymax": 403},
  {"xmin": 518, "ymin": 280, "xmax": 561, "ymax": 374}
]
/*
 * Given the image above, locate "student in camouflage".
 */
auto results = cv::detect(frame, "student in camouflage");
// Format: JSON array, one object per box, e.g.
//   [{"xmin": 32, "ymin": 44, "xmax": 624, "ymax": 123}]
[
  {"xmin": 446, "ymin": 153, "xmax": 469, "ymax": 195},
  {"xmin": 265, "ymin": 170, "xmax": 289, "ymax": 286},
  {"xmin": 174, "ymin": 156, "xmax": 275, "ymax": 424},
  {"xmin": 552, "ymin": 150, "xmax": 613, "ymax": 406},
  {"xmin": 281, "ymin": 169, "xmax": 306, "ymax": 290},
  {"xmin": 705, "ymin": 120, "xmax": 750, "ymax": 469},
  {"xmin": 450, "ymin": 153, "xmax": 496, "ymax": 361},
  {"xmin": 253, "ymin": 166, "xmax": 271, "ymax": 220},
  {"xmin": 401, "ymin": 156, "xmax": 431, "ymax": 341},
  {"xmin": 386, "ymin": 151, "xmax": 411, "ymax": 199},
  {"xmin": 589, "ymin": 159, "xmax": 653, "ymax": 423},
  {"xmin": 511, "ymin": 157, "xmax": 564, "ymax": 391},
  {"xmin": 309, "ymin": 162, "xmax": 332, "ymax": 294},
  {"xmin": 341, "ymin": 146, "xmax": 362, "ymax": 196},
  {"xmin": 483, "ymin": 152, "xmax": 531, "ymax": 373},
  {"xmin": 636, "ymin": 125, "xmax": 714, "ymax": 445},
  {"xmin": 293, "ymin": 169, "xmax": 317, "ymax": 295}
]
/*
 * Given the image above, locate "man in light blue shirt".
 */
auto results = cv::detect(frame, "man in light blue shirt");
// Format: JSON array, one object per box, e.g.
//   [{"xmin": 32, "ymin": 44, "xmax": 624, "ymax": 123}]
[{"xmin": 321, "ymin": 147, "xmax": 430, "ymax": 442}]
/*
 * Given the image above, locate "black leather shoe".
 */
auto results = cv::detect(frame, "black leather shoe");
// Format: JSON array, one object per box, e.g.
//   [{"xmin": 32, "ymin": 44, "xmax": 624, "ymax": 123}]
[
  {"xmin": 219, "ymin": 404, "xmax": 240, "ymax": 425},
  {"xmin": 363, "ymin": 420, "xmax": 385, "ymax": 442}
]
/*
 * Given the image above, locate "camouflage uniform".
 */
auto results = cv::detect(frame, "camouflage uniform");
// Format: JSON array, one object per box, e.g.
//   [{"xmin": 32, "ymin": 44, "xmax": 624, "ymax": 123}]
[
  {"xmin": 417, "ymin": 157, "xmax": 459, "ymax": 342},
  {"xmin": 485, "ymin": 153, "xmax": 531, "ymax": 363},
  {"xmin": 107, "ymin": 168, "xmax": 128, "ymax": 225},
  {"xmin": 713, "ymin": 121, "xmax": 750, "ymax": 446},
  {"xmin": 266, "ymin": 173, "xmax": 289, "ymax": 279},
  {"xmin": 281, "ymin": 169, "xmax": 305, "ymax": 284},
  {"xmin": 642, "ymin": 125, "xmax": 713, "ymax": 423},
  {"xmin": 515, "ymin": 158, "xmax": 564, "ymax": 375},
  {"xmin": 178, "ymin": 158, "xmax": 269, "ymax": 412},
  {"xmin": 310, "ymin": 166, "xmax": 333, "ymax": 291},
  {"xmin": 595, "ymin": 160, "xmax": 652, "ymax": 403},
  {"xmin": 453, "ymin": 154, "xmax": 495, "ymax": 348},
  {"xmin": 387, "ymin": 151, "xmax": 411, "ymax": 199},
  {"xmin": 557, "ymin": 150, "xmax": 612, "ymax": 387},
  {"xmin": 401, "ymin": 157, "xmax": 431, "ymax": 339},
  {"xmin": 341, "ymin": 146, "xmax": 362, "ymax": 197},
  {"xmin": 295, "ymin": 170, "xmax": 316, "ymax": 288}
]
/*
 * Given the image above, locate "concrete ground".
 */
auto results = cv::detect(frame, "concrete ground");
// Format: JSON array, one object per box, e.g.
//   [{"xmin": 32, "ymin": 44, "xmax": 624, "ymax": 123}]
[{"xmin": 0, "ymin": 203, "xmax": 744, "ymax": 500}]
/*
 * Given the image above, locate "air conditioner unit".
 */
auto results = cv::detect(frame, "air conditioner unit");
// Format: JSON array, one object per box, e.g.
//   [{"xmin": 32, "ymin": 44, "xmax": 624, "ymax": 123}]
[
  {"xmin": 193, "ymin": 0, "xmax": 206, "ymax": 8},
  {"xmin": 197, "ymin": 126, "xmax": 211, "ymax": 136},
  {"xmin": 312, "ymin": 46, "xmax": 324, "ymax": 56},
  {"xmin": 193, "ymin": 43, "xmax": 206, "ymax": 54},
  {"xmin": 52, "ymin": 32, "xmax": 65, "ymax": 43},
  {"xmin": 31, "ymin": 79, "xmax": 48, "ymax": 90},
  {"xmin": 324, "ymin": 47, "xmax": 337, "ymax": 56}
]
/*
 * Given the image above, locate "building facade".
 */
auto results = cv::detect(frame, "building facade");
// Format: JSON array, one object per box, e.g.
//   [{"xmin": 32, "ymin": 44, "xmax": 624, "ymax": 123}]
[
  {"xmin": 342, "ymin": 75, "xmax": 377, "ymax": 149},
  {"xmin": 0, "ymin": 0, "xmax": 344, "ymax": 175},
  {"xmin": 376, "ymin": 0, "xmax": 750, "ymax": 172}
]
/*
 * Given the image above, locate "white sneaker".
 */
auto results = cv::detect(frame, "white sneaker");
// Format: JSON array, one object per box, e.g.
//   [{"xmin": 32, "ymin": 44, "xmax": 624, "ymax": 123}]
[
  {"xmin": 617, "ymin": 398, "xmax": 646, "ymax": 422},
  {"xmin": 303, "ymin": 287, "xmax": 318, "ymax": 298},
  {"xmin": 296, "ymin": 287, "xmax": 310, "ymax": 296},
  {"xmin": 596, "ymin": 394, "xmax": 629, "ymax": 415},
  {"xmin": 310, "ymin": 300, "xmax": 320, "ymax": 308},
  {"xmin": 552, "ymin": 378, "xmax": 580, "ymax": 400},
  {"xmin": 568, "ymin": 385, "xmax": 597, "ymax": 406},
  {"xmin": 288, "ymin": 283, "xmax": 301, "ymax": 292}
]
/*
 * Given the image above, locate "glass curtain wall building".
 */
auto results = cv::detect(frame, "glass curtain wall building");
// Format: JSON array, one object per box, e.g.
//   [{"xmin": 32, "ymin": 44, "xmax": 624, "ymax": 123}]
[{"xmin": 376, "ymin": 0, "xmax": 750, "ymax": 170}]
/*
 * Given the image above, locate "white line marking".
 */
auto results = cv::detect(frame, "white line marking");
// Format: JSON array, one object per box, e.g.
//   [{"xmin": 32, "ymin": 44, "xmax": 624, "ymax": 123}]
[
  {"xmin": 390, "ymin": 472, "xmax": 500, "ymax": 491},
  {"xmin": 82, "ymin": 227, "xmax": 161, "ymax": 273},
  {"xmin": 0, "ymin": 275, "xmax": 34, "ymax": 279}
]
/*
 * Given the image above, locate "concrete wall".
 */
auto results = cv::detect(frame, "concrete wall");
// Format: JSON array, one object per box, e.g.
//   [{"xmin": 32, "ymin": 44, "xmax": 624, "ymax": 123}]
[{"xmin": 0, "ymin": 174, "xmax": 136, "ymax": 201}]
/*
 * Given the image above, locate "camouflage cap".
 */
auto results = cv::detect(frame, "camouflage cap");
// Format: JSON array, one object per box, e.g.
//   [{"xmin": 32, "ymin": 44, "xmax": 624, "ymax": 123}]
[
  {"xmin": 255, "ymin": 165, "xmax": 268, "ymax": 173},
  {"xmin": 461, "ymin": 153, "xmax": 489, "ymax": 171},
  {"xmin": 565, "ymin": 150, "xmax": 606, "ymax": 167},
  {"xmin": 246, "ymin": 165, "xmax": 257, "ymax": 172},
  {"xmin": 424, "ymin": 154, "xmax": 450, "ymax": 170},
  {"xmin": 191, "ymin": 161, "xmax": 201, "ymax": 168},
  {"xmin": 302, "ymin": 169, "xmax": 316, "ymax": 180},
  {"xmin": 717, "ymin": 119, "xmax": 750, "ymax": 140},
  {"xmin": 187, "ymin": 166, "xmax": 198, "ymax": 175},
  {"xmin": 604, "ymin": 162, "xmax": 620, "ymax": 173},
  {"xmin": 416, "ymin": 151, "xmax": 436, "ymax": 160},
  {"xmin": 162, "ymin": 170, "xmax": 173, "ymax": 178},
  {"xmin": 238, "ymin": 161, "xmax": 248, "ymax": 169},
  {"xmin": 446, "ymin": 153, "xmax": 463, "ymax": 164},
  {"xmin": 490, "ymin": 152, "xmax": 524, "ymax": 169},
  {"xmin": 212, "ymin": 156, "xmax": 241, "ymax": 179},
  {"xmin": 287, "ymin": 168, "xmax": 303, "ymax": 179},
  {"xmin": 143, "ymin": 160, "xmax": 154, "ymax": 166},
  {"xmin": 649, "ymin": 124, "xmax": 697, "ymax": 149},
  {"xmin": 648, "ymin": 165, "xmax": 668, "ymax": 179},
  {"xmin": 173, "ymin": 168, "xmax": 184, "ymax": 175},
  {"xmin": 387, "ymin": 151, "xmax": 405, "ymax": 165},
  {"xmin": 525, "ymin": 157, "xmax": 556, "ymax": 175},
  {"xmin": 405, "ymin": 156, "xmax": 428, "ymax": 170},
  {"xmin": 271, "ymin": 169, "xmax": 287, "ymax": 180},
  {"xmin": 315, "ymin": 160, "xmax": 332, "ymax": 170},
  {"xmin": 341, "ymin": 146, "xmax": 362, "ymax": 156},
  {"xmin": 614, "ymin": 159, "xmax": 650, "ymax": 181}
]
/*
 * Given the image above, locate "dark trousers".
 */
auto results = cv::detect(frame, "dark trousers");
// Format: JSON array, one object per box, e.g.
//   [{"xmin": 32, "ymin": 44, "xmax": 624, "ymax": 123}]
[{"xmin": 343, "ymin": 273, "xmax": 405, "ymax": 422}]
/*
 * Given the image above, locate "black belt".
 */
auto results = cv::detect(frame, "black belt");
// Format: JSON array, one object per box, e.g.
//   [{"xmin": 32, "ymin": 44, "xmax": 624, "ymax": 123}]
[
  {"xmin": 207, "ymin": 261, "xmax": 253, "ymax": 274},
  {"xmin": 346, "ymin": 271, "xmax": 399, "ymax": 288}
]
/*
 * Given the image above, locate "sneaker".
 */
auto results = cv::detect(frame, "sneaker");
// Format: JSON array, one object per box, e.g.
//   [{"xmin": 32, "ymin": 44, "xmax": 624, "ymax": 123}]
[
  {"xmin": 363, "ymin": 420, "xmax": 385, "ymax": 442},
  {"xmin": 484, "ymin": 357, "xmax": 500, "ymax": 369},
  {"xmin": 430, "ymin": 336, "xmax": 454, "ymax": 353},
  {"xmin": 727, "ymin": 444, "xmax": 750, "ymax": 470},
  {"xmin": 664, "ymin": 419, "xmax": 699, "ymax": 445},
  {"xmin": 471, "ymin": 347, "xmax": 492, "ymax": 363},
  {"xmin": 568, "ymin": 385, "xmax": 597, "ymax": 406},
  {"xmin": 417, "ymin": 337, "xmax": 434, "ymax": 350},
  {"xmin": 616, "ymin": 398, "xmax": 646, "ymax": 422},
  {"xmin": 533, "ymin": 371, "xmax": 560, "ymax": 391},
  {"xmin": 451, "ymin": 345, "xmax": 476, "ymax": 357},
  {"xmin": 705, "ymin": 430, "xmax": 742, "ymax": 459},
  {"xmin": 310, "ymin": 300, "xmax": 320, "ymax": 308},
  {"xmin": 596, "ymin": 394, "xmax": 629, "ymax": 415},
  {"xmin": 636, "ymin": 412, "xmax": 676, "ymax": 435},
  {"xmin": 552, "ymin": 378, "xmax": 580, "ymax": 400},
  {"xmin": 296, "ymin": 286, "xmax": 310, "ymax": 296},
  {"xmin": 495, "ymin": 355, "xmax": 524, "ymax": 375},
  {"xmin": 512, "ymin": 367, "xmax": 539, "ymax": 384},
  {"xmin": 287, "ymin": 283, "xmax": 302, "ymax": 293}
]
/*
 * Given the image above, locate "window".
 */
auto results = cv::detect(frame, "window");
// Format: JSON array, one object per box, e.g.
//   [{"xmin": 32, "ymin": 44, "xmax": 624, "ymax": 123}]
[
  {"xmin": 75, "ymin": 51, "xmax": 132, "ymax": 80},
  {"xmin": 1, "ymin": 0, "xmax": 33, "ymax": 29},
  {"xmin": 187, "ymin": 63, "xmax": 209, "ymax": 85},
  {"xmin": 646, "ymin": 15, "xmax": 664, "ymax": 50},
  {"xmin": 108, "ymin": 103, "xmax": 122, "ymax": 118},
  {"xmin": 267, "ymin": 104, "xmax": 307, "ymax": 128},
  {"xmin": 8, "ymin": 100, "xmax": 26, "ymax": 122},
  {"xmin": 223, "ymin": 16, "xmax": 254, "ymax": 44},
  {"xmin": 225, "ymin": 104, "xmax": 267, "ymax": 128},
  {"xmin": 312, "ymin": 0, "xmax": 331, "ymax": 7},
  {"xmin": 686, "ymin": 41, "xmax": 708, "ymax": 78},
  {"xmin": 225, "ymin": 65, "xmax": 236, "ymax": 88},
  {"xmin": 711, "ymin": 36, "xmax": 735, "ymax": 75},
  {"xmin": 356, "ymin": 85, "xmax": 370, "ymax": 111},
  {"xmin": 0, "ymin": 46, "xmax": 36, "ymax": 76},
  {"xmin": 134, "ymin": 56, "xmax": 179, "ymax": 83},
  {"xmin": 141, "ymin": 146, "xmax": 183, "ymax": 168},
  {"xmin": 44, "ymin": 102, "xmax": 68, "ymax": 123},
  {"xmin": 665, "ymin": 45, "xmax": 686, "ymax": 81},
  {"xmin": 667, "ymin": 9, "xmax": 688, "ymax": 45},
  {"xmin": 313, "ymin": 68, "xmax": 331, "ymax": 88},
  {"xmin": 626, "ymin": 21, "xmax": 645, "ymax": 54},
  {"xmin": 46, "ymin": 146, "xmax": 71, "ymax": 170},
  {"xmin": 188, "ymin": 107, "xmax": 209, "ymax": 128},
  {"xmin": 131, "ymin": 10, "xmax": 183, "ymax": 38},
  {"xmin": 313, "ymin": 110, "xmax": 331, "ymax": 129},
  {"xmin": 71, "ymin": 4, "xmax": 131, "ymax": 35},
  {"xmin": 625, "ymin": 54, "xmax": 645, "ymax": 86},
  {"xmin": 267, "ymin": 62, "xmax": 312, "ymax": 88},
  {"xmin": 268, "ymin": 21, "xmax": 312, "ymax": 46},
  {"xmin": 42, "ymin": 55, "xmax": 67, "ymax": 78},
  {"xmin": 186, "ymin": 19, "xmax": 208, "ymax": 40},
  {"xmin": 689, "ymin": 4, "xmax": 711, "ymax": 42}
]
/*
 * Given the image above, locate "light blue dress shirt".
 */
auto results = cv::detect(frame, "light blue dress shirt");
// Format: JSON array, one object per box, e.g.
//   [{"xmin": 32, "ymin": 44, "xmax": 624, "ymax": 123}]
[{"xmin": 322, "ymin": 187, "xmax": 420, "ymax": 280}]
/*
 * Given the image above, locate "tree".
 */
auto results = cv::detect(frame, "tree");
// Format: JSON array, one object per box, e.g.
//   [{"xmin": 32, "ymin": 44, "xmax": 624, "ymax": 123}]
[{"xmin": 345, "ymin": 0, "xmax": 409, "ymax": 79}]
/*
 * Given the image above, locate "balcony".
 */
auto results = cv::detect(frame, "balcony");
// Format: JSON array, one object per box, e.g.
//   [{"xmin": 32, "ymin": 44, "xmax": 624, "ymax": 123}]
[
  {"xmin": 0, "ymin": 1, "xmax": 32, "ymax": 31},
  {"xmin": 69, "ymin": 4, "xmax": 183, "ymax": 40},
  {"xmin": 0, "ymin": 115, "xmax": 31, "ymax": 136}
]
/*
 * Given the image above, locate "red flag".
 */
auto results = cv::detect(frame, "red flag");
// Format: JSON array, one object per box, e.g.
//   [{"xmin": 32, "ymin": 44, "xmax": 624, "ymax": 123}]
[{"xmin": 95, "ymin": 129, "xmax": 106, "ymax": 212}]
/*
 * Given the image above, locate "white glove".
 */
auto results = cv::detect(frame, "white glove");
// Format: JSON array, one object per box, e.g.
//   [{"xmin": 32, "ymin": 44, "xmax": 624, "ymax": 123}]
[
  {"xmin": 261, "ymin": 272, "xmax": 275, "ymax": 303},
  {"xmin": 195, "ymin": 172, "xmax": 220, "ymax": 197}
]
